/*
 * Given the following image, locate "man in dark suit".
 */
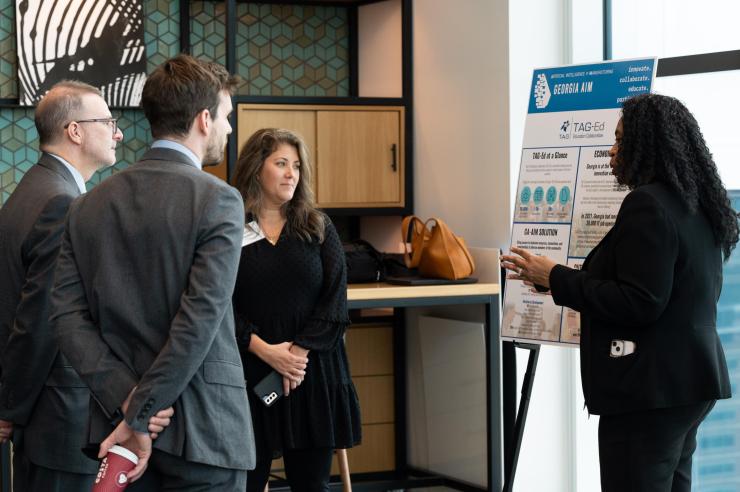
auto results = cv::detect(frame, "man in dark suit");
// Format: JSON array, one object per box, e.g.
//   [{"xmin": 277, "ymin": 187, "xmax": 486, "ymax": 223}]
[
  {"xmin": 51, "ymin": 55, "xmax": 255, "ymax": 490},
  {"xmin": 0, "ymin": 81, "xmax": 175, "ymax": 491},
  {"xmin": 0, "ymin": 81, "xmax": 122, "ymax": 490}
]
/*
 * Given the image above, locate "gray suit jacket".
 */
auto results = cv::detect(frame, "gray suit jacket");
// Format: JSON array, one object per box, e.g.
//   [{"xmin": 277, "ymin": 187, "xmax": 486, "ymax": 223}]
[
  {"xmin": 51, "ymin": 147, "xmax": 255, "ymax": 470},
  {"xmin": 0, "ymin": 153, "xmax": 98, "ymax": 474}
]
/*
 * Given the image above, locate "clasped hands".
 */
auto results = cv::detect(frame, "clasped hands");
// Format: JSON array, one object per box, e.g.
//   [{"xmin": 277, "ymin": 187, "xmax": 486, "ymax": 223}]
[
  {"xmin": 264, "ymin": 341, "xmax": 309, "ymax": 396},
  {"xmin": 501, "ymin": 246, "xmax": 557, "ymax": 289},
  {"xmin": 97, "ymin": 387, "xmax": 175, "ymax": 483}
]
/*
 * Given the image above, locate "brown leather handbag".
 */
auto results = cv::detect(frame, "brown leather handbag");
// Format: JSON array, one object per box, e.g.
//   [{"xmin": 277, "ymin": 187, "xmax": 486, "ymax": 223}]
[{"xmin": 401, "ymin": 216, "xmax": 475, "ymax": 280}]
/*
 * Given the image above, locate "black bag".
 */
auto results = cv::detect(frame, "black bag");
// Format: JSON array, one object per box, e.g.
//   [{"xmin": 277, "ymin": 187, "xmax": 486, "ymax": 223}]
[{"xmin": 343, "ymin": 239, "xmax": 385, "ymax": 283}]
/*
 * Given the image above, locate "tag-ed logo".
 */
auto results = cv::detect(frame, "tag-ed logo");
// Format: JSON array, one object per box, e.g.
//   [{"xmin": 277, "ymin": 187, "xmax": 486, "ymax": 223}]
[
  {"xmin": 559, "ymin": 119, "xmax": 605, "ymax": 140},
  {"xmin": 534, "ymin": 73, "xmax": 551, "ymax": 109}
]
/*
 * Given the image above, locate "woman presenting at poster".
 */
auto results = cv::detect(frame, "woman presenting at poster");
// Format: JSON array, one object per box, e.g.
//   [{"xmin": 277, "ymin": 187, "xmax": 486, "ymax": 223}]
[{"xmin": 501, "ymin": 94, "xmax": 737, "ymax": 492}]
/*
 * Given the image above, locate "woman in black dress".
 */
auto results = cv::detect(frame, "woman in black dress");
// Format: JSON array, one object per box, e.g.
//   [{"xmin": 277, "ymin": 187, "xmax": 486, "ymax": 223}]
[{"xmin": 232, "ymin": 128, "xmax": 361, "ymax": 492}]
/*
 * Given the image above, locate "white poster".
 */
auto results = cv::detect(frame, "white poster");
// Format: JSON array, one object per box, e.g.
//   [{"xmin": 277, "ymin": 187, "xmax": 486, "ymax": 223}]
[{"xmin": 502, "ymin": 58, "xmax": 657, "ymax": 345}]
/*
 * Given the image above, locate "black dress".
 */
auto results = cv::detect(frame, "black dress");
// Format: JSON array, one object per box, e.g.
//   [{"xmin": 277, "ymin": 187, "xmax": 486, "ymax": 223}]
[{"xmin": 233, "ymin": 219, "xmax": 362, "ymax": 458}]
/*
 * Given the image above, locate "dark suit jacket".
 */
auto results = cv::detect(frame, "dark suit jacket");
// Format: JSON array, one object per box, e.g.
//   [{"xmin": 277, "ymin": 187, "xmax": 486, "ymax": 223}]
[
  {"xmin": 51, "ymin": 147, "xmax": 255, "ymax": 470},
  {"xmin": 0, "ymin": 153, "xmax": 97, "ymax": 473},
  {"xmin": 550, "ymin": 182, "xmax": 731, "ymax": 416}
]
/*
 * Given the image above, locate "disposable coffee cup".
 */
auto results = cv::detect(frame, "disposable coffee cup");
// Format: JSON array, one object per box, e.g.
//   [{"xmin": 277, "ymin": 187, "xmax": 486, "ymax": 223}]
[{"xmin": 92, "ymin": 444, "xmax": 138, "ymax": 491}]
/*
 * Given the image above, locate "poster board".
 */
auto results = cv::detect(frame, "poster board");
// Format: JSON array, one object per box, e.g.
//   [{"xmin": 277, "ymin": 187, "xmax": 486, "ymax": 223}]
[{"xmin": 502, "ymin": 58, "xmax": 657, "ymax": 346}]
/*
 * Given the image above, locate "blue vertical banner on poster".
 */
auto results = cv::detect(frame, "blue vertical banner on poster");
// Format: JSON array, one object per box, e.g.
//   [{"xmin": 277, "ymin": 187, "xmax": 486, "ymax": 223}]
[{"xmin": 502, "ymin": 58, "xmax": 657, "ymax": 346}]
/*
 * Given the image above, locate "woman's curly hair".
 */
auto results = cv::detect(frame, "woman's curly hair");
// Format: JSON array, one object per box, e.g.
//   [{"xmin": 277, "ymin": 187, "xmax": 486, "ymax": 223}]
[{"xmin": 614, "ymin": 93, "xmax": 739, "ymax": 260}]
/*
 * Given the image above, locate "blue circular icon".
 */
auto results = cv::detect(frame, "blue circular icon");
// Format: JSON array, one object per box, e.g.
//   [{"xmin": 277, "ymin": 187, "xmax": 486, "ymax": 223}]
[
  {"xmin": 559, "ymin": 186, "xmax": 570, "ymax": 204},
  {"xmin": 533, "ymin": 186, "xmax": 544, "ymax": 203},
  {"xmin": 546, "ymin": 186, "xmax": 557, "ymax": 204},
  {"xmin": 520, "ymin": 186, "xmax": 531, "ymax": 204}
]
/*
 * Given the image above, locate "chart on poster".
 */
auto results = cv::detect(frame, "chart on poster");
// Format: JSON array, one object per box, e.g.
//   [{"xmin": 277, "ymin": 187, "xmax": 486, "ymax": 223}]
[{"xmin": 502, "ymin": 58, "xmax": 657, "ymax": 346}]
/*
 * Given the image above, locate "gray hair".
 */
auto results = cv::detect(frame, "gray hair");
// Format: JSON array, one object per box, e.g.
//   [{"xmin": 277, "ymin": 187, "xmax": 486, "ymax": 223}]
[{"xmin": 35, "ymin": 80, "xmax": 102, "ymax": 146}]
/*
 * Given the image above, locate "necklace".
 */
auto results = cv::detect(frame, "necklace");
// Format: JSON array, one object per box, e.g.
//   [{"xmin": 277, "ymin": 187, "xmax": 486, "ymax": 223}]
[
  {"xmin": 258, "ymin": 220, "xmax": 284, "ymax": 246},
  {"xmin": 264, "ymin": 230, "xmax": 280, "ymax": 245}
]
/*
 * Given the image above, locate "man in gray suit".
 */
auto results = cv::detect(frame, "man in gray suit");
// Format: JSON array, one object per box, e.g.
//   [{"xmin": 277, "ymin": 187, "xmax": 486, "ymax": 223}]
[
  {"xmin": 51, "ymin": 55, "xmax": 255, "ymax": 490},
  {"xmin": 0, "ymin": 81, "xmax": 172, "ymax": 491}
]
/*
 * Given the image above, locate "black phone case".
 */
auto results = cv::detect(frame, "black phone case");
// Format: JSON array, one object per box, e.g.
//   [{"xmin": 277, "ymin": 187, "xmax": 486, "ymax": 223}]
[{"xmin": 252, "ymin": 370, "xmax": 284, "ymax": 407}]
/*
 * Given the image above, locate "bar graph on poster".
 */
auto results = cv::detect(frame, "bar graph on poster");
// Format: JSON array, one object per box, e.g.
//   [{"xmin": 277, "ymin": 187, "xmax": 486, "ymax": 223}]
[{"xmin": 502, "ymin": 58, "xmax": 657, "ymax": 346}]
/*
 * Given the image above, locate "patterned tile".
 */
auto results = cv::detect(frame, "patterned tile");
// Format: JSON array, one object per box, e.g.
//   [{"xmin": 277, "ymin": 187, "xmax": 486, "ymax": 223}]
[
  {"xmin": 0, "ymin": 109, "xmax": 37, "ymax": 202},
  {"xmin": 191, "ymin": 1, "xmax": 227, "ymax": 66},
  {"xmin": 145, "ymin": 0, "xmax": 181, "ymax": 73},
  {"xmin": 235, "ymin": 4, "xmax": 349, "ymax": 96},
  {"xmin": 0, "ymin": 0, "xmax": 17, "ymax": 98}
]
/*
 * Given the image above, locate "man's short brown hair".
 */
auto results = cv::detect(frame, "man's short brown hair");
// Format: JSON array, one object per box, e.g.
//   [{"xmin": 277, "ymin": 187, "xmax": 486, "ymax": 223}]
[
  {"xmin": 142, "ymin": 54, "xmax": 239, "ymax": 139},
  {"xmin": 35, "ymin": 81, "xmax": 102, "ymax": 146}
]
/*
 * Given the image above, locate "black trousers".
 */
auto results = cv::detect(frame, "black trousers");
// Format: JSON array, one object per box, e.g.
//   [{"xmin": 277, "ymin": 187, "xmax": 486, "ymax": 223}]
[
  {"xmin": 13, "ymin": 451, "xmax": 95, "ymax": 492},
  {"xmin": 598, "ymin": 400, "xmax": 716, "ymax": 492},
  {"xmin": 127, "ymin": 449, "xmax": 246, "ymax": 492},
  {"xmin": 246, "ymin": 447, "xmax": 334, "ymax": 492}
]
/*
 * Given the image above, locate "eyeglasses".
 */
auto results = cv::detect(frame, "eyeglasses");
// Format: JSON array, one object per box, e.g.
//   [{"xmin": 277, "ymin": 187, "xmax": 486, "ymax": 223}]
[{"xmin": 64, "ymin": 118, "xmax": 118, "ymax": 136}]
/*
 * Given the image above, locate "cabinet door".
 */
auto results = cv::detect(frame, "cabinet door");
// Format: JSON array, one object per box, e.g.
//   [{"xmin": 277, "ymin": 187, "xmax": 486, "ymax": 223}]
[
  {"xmin": 316, "ymin": 110, "xmax": 403, "ymax": 207},
  {"xmin": 236, "ymin": 107, "xmax": 317, "ymax": 193}
]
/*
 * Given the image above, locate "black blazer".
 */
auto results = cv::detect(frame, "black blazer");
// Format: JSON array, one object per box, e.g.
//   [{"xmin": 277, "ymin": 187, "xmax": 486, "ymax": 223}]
[
  {"xmin": 550, "ymin": 182, "xmax": 731, "ymax": 415},
  {"xmin": 0, "ymin": 153, "xmax": 97, "ymax": 473}
]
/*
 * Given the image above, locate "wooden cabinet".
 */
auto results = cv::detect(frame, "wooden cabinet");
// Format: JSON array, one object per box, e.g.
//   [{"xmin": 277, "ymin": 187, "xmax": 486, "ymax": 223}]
[
  {"xmin": 237, "ymin": 104, "xmax": 405, "ymax": 209},
  {"xmin": 337, "ymin": 322, "xmax": 396, "ymax": 474}
]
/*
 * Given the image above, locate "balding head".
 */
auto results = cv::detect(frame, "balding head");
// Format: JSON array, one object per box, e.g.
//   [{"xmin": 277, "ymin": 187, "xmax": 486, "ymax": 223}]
[{"xmin": 35, "ymin": 81, "xmax": 102, "ymax": 147}]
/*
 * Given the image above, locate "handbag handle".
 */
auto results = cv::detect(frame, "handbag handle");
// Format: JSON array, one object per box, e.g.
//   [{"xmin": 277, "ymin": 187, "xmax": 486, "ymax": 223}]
[
  {"xmin": 424, "ymin": 217, "xmax": 476, "ymax": 272},
  {"xmin": 401, "ymin": 215, "xmax": 428, "ymax": 268}
]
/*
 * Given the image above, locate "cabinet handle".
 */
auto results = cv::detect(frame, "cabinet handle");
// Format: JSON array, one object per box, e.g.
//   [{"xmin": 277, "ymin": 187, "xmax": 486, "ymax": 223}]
[{"xmin": 391, "ymin": 143, "xmax": 398, "ymax": 172}]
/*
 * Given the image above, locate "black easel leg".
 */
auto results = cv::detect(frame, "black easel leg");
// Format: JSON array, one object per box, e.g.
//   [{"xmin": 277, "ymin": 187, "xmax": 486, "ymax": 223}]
[{"xmin": 502, "ymin": 342, "xmax": 540, "ymax": 492}]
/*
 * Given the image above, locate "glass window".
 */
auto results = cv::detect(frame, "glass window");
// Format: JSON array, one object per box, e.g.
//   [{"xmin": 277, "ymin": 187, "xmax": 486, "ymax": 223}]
[
  {"xmin": 692, "ymin": 191, "xmax": 740, "ymax": 491},
  {"xmin": 653, "ymin": 70, "xmax": 740, "ymax": 189},
  {"xmin": 612, "ymin": 0, "xmax": 740, "ymax": 59}
]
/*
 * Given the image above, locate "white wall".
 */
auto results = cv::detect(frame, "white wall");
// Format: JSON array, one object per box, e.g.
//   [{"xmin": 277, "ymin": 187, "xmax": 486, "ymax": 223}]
[
  {"xmin": 413, "ymin": 0, "xmax": 510, "ymax": 250},
  {"xmin": 413, "ymin": 1, "xmax": 603, "ymax": 491},
  {"xmin": 358, "ymin": 0, "xmax": 403, "ymax": 98}
]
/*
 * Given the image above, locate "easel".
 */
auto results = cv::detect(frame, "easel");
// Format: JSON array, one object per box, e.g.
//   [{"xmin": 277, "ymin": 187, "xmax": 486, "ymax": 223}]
[{"xmin": 502, "ymin": 341, "xmax": 540, "ymax": 492}]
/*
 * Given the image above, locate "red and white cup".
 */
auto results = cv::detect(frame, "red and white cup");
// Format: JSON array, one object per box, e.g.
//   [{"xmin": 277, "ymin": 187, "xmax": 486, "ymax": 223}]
[{"xmin": 92, "ymin": 444, "xmax": 138, "ymax": 491}]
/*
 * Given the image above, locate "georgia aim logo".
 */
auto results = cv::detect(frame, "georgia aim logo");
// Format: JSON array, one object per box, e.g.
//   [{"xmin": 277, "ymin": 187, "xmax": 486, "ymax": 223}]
[
  {"xmin": 116, "ymin": 471, "xmax": 128, "ymax": 487},
  {"xmin": 534, "ymin": 73, "xmax": 551, "ymax": 109}
]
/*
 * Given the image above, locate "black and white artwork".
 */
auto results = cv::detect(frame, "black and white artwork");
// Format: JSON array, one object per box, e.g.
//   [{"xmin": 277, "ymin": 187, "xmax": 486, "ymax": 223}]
[{"xmin": 16, "ymin": 0, "xmax": 147, "ymax": 107}]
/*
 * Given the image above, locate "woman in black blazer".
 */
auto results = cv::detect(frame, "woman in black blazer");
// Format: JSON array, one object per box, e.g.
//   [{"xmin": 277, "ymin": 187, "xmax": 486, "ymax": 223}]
[{"xmin": 502, "ymin": 94, "xmax": 738, "ymax": 492}]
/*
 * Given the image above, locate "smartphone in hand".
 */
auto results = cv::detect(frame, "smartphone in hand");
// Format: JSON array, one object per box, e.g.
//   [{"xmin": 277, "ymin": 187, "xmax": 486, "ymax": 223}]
[{"xmin": 253, "ymin": 370, "xmax": 284, "ymax": 407}]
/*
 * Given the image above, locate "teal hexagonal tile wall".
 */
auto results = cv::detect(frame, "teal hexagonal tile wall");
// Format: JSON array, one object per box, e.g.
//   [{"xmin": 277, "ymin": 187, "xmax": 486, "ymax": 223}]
[
  {"xmin": 145, "ymin": 0, "xmax": 181, "ymax": 73},
  {"xmin": 0, "ymin": 0, "xmax": 17, "ymax": 99},
  {"xmin": 235, "ymin": 4, "xmax": 349, "ymax": 96},
  {"xmin": 191, "ymin": 2, "xmax": 227, "ymax": 66},
  {"xmin": 0, "ymin": 109, "xmax": 37, "ymax": 202}
]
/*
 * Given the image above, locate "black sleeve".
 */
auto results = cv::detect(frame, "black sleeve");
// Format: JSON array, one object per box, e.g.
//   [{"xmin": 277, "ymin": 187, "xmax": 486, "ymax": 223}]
[
  {"xmin": 549, "ymin": 189, "xmax": 678, "ymax": 327},
  {"xmin": 293, "ymin": 221, "xmax": 350, "ymax": 352},
  {"xmin": 233, "ymin": 308, "xmax": 259, "ymax": 354}
]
